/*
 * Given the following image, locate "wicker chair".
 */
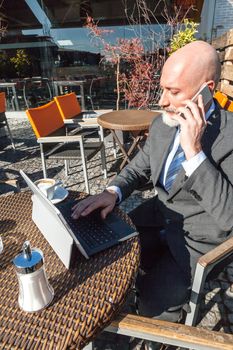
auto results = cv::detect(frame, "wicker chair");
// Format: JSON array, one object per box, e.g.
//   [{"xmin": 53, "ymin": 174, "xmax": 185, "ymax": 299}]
[
  {"xmin": 0, "ymin": 92, "xmax": 15, "ymax": 149},
  {"xmin": 26, "ymin": 100, "xmax": 107, "ymax": 194}
]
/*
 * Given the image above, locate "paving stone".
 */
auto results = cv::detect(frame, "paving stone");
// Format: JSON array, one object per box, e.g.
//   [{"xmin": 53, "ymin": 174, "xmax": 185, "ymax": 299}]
[
  {"xmin": 198, "ymin": 310, "xmax": 220, "ymax": 328},
  {"xmin": 204, "ymin": 289, "xmax": 222, "ymax": 303}
]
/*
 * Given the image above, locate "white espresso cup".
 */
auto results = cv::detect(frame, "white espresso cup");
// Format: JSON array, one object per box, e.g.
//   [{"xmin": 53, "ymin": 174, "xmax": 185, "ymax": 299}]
[{"xmin": 35, "ymin": 178, "xmax": 61, "ymax": 200}]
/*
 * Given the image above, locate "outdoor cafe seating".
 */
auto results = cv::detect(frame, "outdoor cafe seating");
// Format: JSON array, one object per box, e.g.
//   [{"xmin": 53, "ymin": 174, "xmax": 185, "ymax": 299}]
[
  {"xmin": 23, "ymin": 77, "xmax": 53, "ymax": 109},
  {"xmin": 26, "ymin": 99, "xmax": 107, "ymax": 194},
  {"xmin": 1, "ymin": 86, "xmax": 233, "ymax": 350},
  {"xmin": 54, "ymin": 92, "xmax": 99, "ymax": 136}
]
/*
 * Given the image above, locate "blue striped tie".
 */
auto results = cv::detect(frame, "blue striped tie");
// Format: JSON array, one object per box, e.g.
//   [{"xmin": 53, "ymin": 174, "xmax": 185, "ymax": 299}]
[{"xmin": 164, "ymin": 144, "xmax": 185, "ymax": 191}]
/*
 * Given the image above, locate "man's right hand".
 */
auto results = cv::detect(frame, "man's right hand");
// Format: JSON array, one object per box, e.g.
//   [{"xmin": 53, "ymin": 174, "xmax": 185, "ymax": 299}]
[{"xmin": 71, "ymin": 189, "xmax": 118, "ymax": 220}]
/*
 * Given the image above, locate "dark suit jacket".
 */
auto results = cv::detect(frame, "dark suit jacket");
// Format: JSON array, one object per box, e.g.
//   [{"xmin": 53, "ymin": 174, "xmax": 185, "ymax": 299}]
[{"xmin": 110, "ymin": 103, "xmax": 233, "ymax": 278}]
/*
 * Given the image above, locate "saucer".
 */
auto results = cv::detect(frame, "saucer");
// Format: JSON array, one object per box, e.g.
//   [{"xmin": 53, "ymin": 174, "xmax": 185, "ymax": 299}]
[{"xmin": 51, "ymin": 187, "xmax": 69, "ymax": 204}]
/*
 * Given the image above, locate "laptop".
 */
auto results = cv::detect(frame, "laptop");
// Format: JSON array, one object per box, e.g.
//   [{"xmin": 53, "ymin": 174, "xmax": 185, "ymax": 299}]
[{"xmin": 20, "ymin": 170, "xmax": 138, "ymax": 267}]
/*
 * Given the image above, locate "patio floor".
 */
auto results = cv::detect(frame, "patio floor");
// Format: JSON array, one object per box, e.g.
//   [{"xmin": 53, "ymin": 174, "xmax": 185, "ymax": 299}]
[{"xmin": 1, "ymin": 116, "xmax": 233, "ymax": 349}]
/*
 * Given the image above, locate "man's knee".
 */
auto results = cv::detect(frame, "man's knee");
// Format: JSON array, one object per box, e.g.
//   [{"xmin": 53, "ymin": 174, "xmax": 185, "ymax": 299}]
[{"xmin": 135, "ymin": 249, "xmax": 191, "ymax": 321}]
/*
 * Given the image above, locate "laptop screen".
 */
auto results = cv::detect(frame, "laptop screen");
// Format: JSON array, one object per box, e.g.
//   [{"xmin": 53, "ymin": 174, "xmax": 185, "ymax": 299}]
[{"xmin": 20, "ymin": 170, "xmax": 89, "ymax": 259}]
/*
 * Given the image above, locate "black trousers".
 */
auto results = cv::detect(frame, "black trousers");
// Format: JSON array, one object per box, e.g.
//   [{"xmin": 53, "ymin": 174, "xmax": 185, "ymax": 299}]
[{"xmin": 129, "ymin": 202, "xmax": 191, "ymax": 322}]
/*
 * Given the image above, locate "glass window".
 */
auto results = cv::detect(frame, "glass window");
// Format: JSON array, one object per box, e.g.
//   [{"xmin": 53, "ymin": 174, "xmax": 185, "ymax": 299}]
[{"xmin": 0, "ymin": 0, "xmax": 200, "ymax": 110}]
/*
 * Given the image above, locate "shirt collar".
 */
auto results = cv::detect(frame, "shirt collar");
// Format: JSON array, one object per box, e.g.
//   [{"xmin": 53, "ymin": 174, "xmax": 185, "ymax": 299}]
[{"xmin": 205, "ymin": 100, "xmax": 215, "ymax": 121}]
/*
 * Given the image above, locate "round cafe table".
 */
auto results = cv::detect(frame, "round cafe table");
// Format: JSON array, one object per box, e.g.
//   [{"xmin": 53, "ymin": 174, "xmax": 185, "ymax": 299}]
[
  {"xmin": 0, "ymin": 191, "xmax": 140, "ymax": 350},
  {"xmin": 98, "ymin": 109, "xmax": 160, "ymax": 169}
]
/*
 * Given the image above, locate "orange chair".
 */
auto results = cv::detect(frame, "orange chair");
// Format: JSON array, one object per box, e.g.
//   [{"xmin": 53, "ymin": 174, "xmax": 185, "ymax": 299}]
[
  {"xmin": 0, "ymin": 92, "xmax": 15, "ymax": 149},
  {"xmin": 54, "ymin": 92, "xmax": 117, "ymax": 159},
  {"xmin": 54, "ymin": 92, "xmax": 98, "ymax": 124},
  {"xmin": 214, "ymin": 90, "xmax": 228, "ymax": 108},
  {"xmin": 54, "ymin": 92, "xmax": 99, "ymax": 133},
  {"xmin": 225, "ymin": 99, "xmax": 233, "ymax": 112},
  {"xmin": 214, "ymin": 90, "xmax": 233, "ymax": 111},
  {"xmin": 26, "ymin": 100, "xmax": 107, "ymax": 194},
  {"xmin": 54, "ymin": 92, "xmax": 82, "ymax": 121}
]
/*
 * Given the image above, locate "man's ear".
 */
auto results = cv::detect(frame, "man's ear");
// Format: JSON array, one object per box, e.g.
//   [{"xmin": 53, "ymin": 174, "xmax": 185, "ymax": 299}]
[{"xmin": 206, "ymin": 80, "xmax": 215, "ymax": 93}]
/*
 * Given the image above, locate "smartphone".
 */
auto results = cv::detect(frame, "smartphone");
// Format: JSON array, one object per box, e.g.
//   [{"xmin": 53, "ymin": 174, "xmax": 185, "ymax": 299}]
[
  {"xmin": 190, "ymin": 83, "xmax": 213, "ymax": 111},
  {"xmin": 178, "ymin": 84, "xmax": 212, "ymax": 120}
]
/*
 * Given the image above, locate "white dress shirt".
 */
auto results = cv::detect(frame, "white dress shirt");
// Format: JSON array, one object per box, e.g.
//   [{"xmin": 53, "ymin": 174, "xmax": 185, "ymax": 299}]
[{"xmin": 108, "ymin": 100, "xmax": 215, "ymax": 202}]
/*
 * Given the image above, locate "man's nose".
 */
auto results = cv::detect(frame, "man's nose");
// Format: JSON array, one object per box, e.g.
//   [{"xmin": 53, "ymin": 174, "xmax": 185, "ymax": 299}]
[{"xmin": 158, "ymin": 90, "xmax": 169, "ymax": 107}]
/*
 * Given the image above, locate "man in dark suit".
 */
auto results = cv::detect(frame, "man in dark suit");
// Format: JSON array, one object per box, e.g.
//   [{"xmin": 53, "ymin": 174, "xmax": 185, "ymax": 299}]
[{"xmin": 71, "ymin": 41, "xmax": 233, "ymax": 323}]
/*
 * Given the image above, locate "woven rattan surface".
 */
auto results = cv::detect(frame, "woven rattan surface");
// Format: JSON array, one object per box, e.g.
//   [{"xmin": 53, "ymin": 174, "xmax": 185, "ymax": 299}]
[{"xmin": 0, "ymin": 191, "xmax": 140, "ymax": 350}]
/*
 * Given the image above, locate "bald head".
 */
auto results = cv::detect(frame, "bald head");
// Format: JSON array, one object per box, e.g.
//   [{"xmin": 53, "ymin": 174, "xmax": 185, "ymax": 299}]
[
  {"xmin": 164, "ymin": 41, "xmax": 221, "ymax": 88},
  {"xmin": 159, "ymin": 41, "xmax": 221, "ymax": 127}
]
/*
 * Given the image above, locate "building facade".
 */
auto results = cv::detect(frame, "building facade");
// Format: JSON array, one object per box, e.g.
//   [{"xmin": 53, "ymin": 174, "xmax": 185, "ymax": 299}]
[
  {"xmin": 0, "ymin": 0, "xmax": 203, "ymax": 110},
  {"xmin": 199, "ymin": 0, "xmax": 233, "ymax": 41}
]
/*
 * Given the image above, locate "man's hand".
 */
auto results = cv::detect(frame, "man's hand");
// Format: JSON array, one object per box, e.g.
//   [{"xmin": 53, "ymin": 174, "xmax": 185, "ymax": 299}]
[
  {"xmin": 71, "ymin": 189, "xmax": 118, "ymax": 220},
  {"xmin": 171, "ymin": 95, "xmax": 206, "ymax": 160}
]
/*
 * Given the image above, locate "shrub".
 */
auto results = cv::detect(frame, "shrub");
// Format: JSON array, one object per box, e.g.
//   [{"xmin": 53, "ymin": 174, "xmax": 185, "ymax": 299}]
[{"xmin": 170, "ymin": 19, "xmax": 198, "ymax": 54}]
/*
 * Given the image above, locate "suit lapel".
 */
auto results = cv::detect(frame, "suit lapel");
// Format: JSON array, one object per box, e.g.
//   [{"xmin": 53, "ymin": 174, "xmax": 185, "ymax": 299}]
[{"xmin": 201, "ymin": 104, "xmax": 225, "ymax": 156}]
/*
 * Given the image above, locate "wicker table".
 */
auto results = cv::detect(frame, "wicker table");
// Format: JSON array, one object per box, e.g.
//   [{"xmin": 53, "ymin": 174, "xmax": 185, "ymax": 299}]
[
  {"xmin": 98, "ymin": 110, "xmax": 159, "ymax": 170},
  {"xmin": 0, "ymin": 191, "xmax": 140, "ymax": 350}
]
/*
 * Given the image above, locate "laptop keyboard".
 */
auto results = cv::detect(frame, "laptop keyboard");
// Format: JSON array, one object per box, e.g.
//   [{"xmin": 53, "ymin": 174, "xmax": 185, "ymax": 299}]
[{"xmin": 56, "ymin": 200, "xmax": 132, "ymax": 255}]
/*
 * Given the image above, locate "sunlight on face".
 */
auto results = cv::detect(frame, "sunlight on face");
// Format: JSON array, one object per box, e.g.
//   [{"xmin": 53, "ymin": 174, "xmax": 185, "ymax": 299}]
[{"xmin": 162, "ymin": 111, "xmax": 180, "ymax": 128}]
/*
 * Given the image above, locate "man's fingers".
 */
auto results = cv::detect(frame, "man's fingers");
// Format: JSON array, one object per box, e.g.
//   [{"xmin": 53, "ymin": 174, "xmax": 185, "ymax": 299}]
[
  {"xmin": 185, "ymin": 98, "xmax": 206, "ymax": 125},
  {"xmin": 170, "ymin": 110, "xmax": 187, "ymax": 126},
  {"xmin": 71, "ymin": 191, "xmax": 117, "ymax": 220},
  {"xmin": 71, "ymin": 196, "xmax": 97, "ymax": 219},
  {"xmin": 80, "ymin": 200, "xmax": 103, "ymax": 216},
  {"xmin": 100, "ymin": 205, "xmax": 114, "ymax": 220}
]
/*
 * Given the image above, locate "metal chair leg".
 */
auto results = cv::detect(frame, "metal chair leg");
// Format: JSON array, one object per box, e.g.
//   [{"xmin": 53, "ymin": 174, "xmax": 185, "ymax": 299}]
[
  {"xmin": 98, "ymin": 126, "xmax": 107, "ymax": 178},
  {"xmin": 113, "ymin": 137, "xmax": 117, "ymax": 159},
  {"xmin": 65, "ymin": 160, "xmax": 69, "ymax": 176},
  {"xmin": 101, "ymin": 146, "xmax": 107, "ymax": 179},
  {"xmin": 5, "ymin": 119, "xmax": 15, "ymax": 150},
  {"xmin": 40, "ymin": 144, "xmax": 47, "ymax": 178},
  {"xmin": 79, "ymin": 138, "xmax": 90, "ymax": 194}
]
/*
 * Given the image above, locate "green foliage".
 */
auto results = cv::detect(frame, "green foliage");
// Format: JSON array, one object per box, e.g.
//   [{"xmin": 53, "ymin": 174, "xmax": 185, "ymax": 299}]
[
  {"xmin": 10, "ymin": 49, "xmax": 31, "ymax": 77},
  {"xmin": 170, "ymin": 19, "xmax": 198, "ymax": 54}
]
